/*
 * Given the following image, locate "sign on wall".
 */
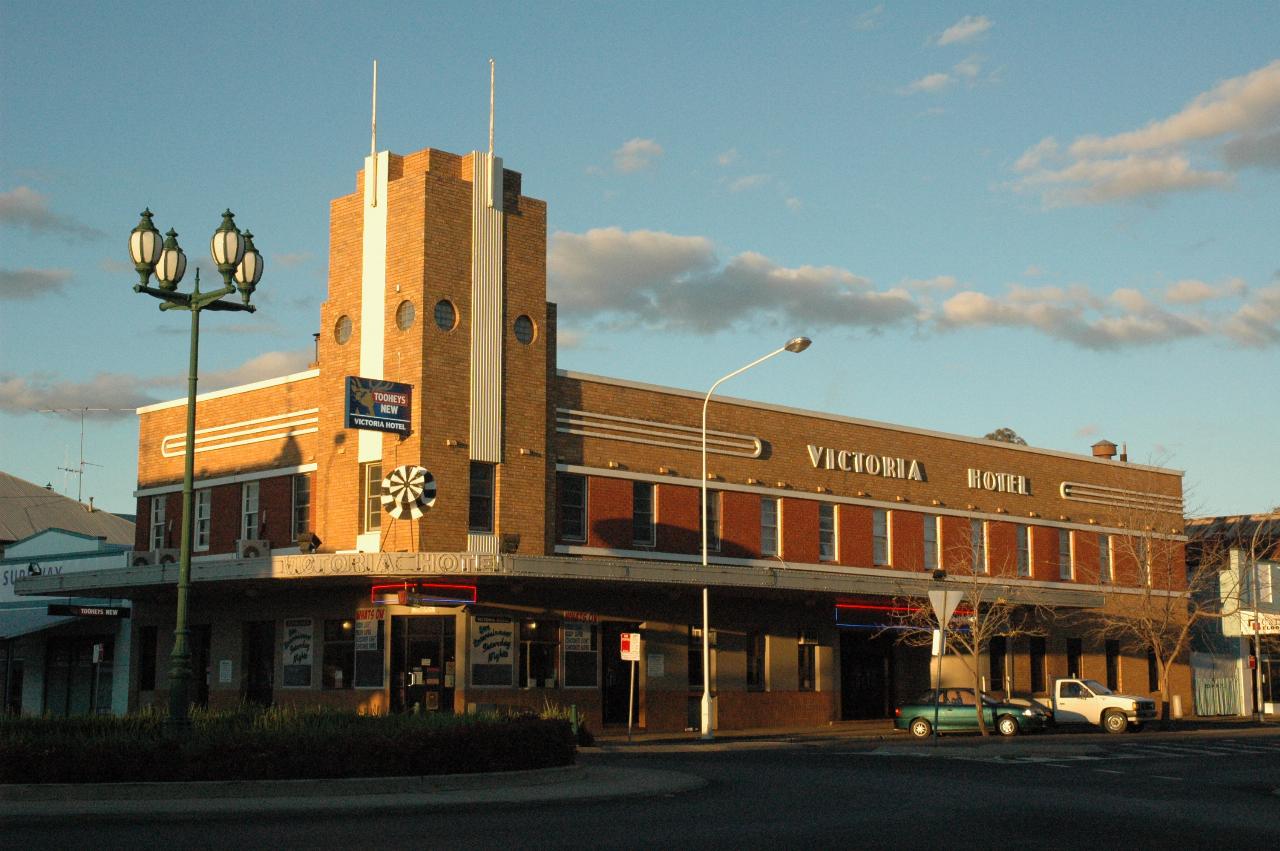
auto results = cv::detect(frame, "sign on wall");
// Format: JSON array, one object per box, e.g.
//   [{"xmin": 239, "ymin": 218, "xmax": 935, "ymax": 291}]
[
  {"xmin": 353, "ymin": 608, "xmax": 385, "ymax": 688},
  {"xmin": 345, "ymin": 376, "xmax": 413, "ymax": 434},
  {"xmin": 281, "ymin": 618, "xmax": 314, "ymax": 688},
  {"xmin": 470, "ymin": 616, "xmax": 514, "ymax": 686}
]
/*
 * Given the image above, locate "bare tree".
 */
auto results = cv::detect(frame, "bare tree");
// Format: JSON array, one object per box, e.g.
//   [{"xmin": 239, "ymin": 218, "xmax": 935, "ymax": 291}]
[
  {"xmin": 1074, "ymin": 512, "xmax": 1276, "ymax": 725},
  {"xmin": 890, "ymin": 562, "xmax": 1049, "ymax": 736}
]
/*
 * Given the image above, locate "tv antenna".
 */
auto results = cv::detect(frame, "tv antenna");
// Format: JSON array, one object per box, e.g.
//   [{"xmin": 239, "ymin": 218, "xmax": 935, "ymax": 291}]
[{"xmin": 38, "ymin": 407, "xmax": 124, "ymax": 503}]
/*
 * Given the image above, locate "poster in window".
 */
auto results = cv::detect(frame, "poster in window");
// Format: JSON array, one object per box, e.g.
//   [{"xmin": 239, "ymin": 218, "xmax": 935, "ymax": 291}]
[
  {"xmin": 282, "ymin": 618, "xmax": 313, "ymax": 688},
  {"xmin": 470, "ymin": 616, "xmax": 514, "ymax": 686},
  {"xmin": 563, "ymin": 622, "xmax": 593, "ymax": 652},
  {"xmin": 353, "ymin": 609, "xmax": 385, "ymax": 688}
]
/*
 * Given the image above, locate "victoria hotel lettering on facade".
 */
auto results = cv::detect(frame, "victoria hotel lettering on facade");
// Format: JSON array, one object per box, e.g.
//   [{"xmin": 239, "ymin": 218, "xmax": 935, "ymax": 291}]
[{"xmin": 19, "ymin": 131, "xmax": 1191, "ymax": 731}]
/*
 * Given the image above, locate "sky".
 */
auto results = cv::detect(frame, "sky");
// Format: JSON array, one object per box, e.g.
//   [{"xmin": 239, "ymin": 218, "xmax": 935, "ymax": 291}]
[{"xmin": 1, "ymin": 1, "xmax": 1277, "ymax": 519}]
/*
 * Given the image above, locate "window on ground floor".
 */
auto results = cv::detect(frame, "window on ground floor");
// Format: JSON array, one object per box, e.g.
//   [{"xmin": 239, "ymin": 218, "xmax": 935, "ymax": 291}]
[
  {"xmin": 519, "ymin": 619, "xmax": 560, "ymax": 689},
  {"xmin": 798, "ymin": 630, "xmax": 818, "ymax": 692},
  {"xmin": 562, "ymin": 621, "xmax": 599, "ymax": 688},
  {"xmin": 323, "ymin": 618, "xmax": 355, "ymax": 689},
  {"xmin": 1030, "ymin": 636, "xmax": 1046, "ymax": 693},
  {"xmin": 747, "ymin": 633, "xmax": 766, "ymax": 691}
]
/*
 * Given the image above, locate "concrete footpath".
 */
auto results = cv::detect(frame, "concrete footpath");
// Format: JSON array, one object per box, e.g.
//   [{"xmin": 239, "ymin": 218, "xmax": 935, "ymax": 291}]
[{"xmin": 3, "ymin": 717, "xmax": 1277, "ymax": 822}]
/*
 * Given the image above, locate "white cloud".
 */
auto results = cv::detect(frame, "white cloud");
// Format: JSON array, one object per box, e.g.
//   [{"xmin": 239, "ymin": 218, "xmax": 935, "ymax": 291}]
[
  {"xmin": 853, "ymin": 4, "xmax": 884, "ymax": 32},
  {"xmin": 0, "ymin": 267, "xmax": 72, "ymax": 300},
  {"xmin": 1075, "ymin": 424, "xmax": 1100, "ymax": 438},
  {"xmin": 785, "ymin": 197, "xmax": 803, "ymax": 211},
  {"xmin": 199, "ymin": 349, "xmax": 313, "ymax": 392},
  {"xmin": 902, "ymin": 275, "xmax": 958, "ymax": 292},
  {"xmin": 1015, "ymin": 153, "xmax": 1231, "ymax": 206},
  {"xmin": 1013, "ymin": 60, "xmax": 1280, "ymax": 205},
  {"xmin": 728, "ymin": 174, "xmax": 771, "ymax": 192},
  {"xmin": 613, "ymin": 138, "xmax": 664, "ymax": 173},
  {"xmin": 1222, "ymin": 283, "xmax": 1280, "ymax": 347},
  {"xmin": 936, "ymin": 15, "xmax": 992, "ymax": 46},
  {"xmin": 1164, "ymin": 277, "xmax": 1248, "ymax": 304},
  {"xmin": 547, "ymin": 227, "xmax": 917, "ymax": 333},
  {"xmin": 1070, "ymin": 60, "xmax": 1280, "ymax": 158},
  {"xmin": 716, "ymin": 148, "xmax": 739, "ymax": 167},
  {"xmin": 272, "ymin": 252, "xmax": 313, "ymax": 268},
  {"xmin": 953, "ymin": 55, "xmax": 983, "ymax": 81},
  {"xmin": 0, "ymin": 187, "xmax": 105, "ymax": 239},
  {"xmin": 901, "ymin": 72, "xmax": 953, "ymax": 95},
  {"xmin": 548, "ymin": 227, "xmax": 717, "ymax": 314},
  {"xmin": 0, "ymin": 372, "xmax": 165, "ymax": 415}
]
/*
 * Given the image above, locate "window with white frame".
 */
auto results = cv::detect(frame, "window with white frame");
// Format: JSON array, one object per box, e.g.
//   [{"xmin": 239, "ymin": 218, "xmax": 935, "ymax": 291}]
[
  {"xmin": 819, "ymin": 503, "xmax": 837, "ymax": 562},
  {"xmin": 241, "ymin": 481, "xmax": 260, "ymax": 540},
  {"xmin": 923, "ymin": 515, "xmax": 939, "ymax": 571},
  {"xmin": 760, "ymin": 497, "xmax": 779, "ymax": 557},
  {"xmin": 1058, "ymin": 529, "xmax": 1073, "ymax": 580},
  {"xmin": 361, "ymin": 462, "xmax": 382, "ymax": 534},
  {"xmin": 149, "ymin": 496, "xmax": 166, "ymax": 551},
  {"xmin": 1098, "ymin": 533, "xmax": 1111, "ymax": 583},
  {"xmin": 557, "ymin": 474, "xmax": 586, "ymax": 542},
  {"xmin": 292, "ymin": 474, "xmax": 311, "ymax": 539},
  {"xmin": 872, "ymin": 510, "xmax": 889, "ymax": 565},
  {"xmin": 194, "ymin": 489, "xmax": 211, "ymax": 551},
  {"xmin": 971, "ymin": 519, "xmax": 987, "ymax": 574},
  {"xmin": 1017, "ymin": 525, "xmax": 1030, "ymax": 577}
]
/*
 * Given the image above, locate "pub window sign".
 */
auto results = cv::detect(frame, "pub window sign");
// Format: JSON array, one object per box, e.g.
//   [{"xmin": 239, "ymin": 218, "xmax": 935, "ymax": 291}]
[{"xmin": 346, "ymin": 376, "xmax": 413, "ymax": 434}]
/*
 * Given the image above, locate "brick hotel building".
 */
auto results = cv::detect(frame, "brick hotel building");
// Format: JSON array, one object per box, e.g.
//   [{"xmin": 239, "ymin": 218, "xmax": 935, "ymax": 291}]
[{"xmin": 20, "ymin": 141, "xmax": 1192, "ymax": 730}]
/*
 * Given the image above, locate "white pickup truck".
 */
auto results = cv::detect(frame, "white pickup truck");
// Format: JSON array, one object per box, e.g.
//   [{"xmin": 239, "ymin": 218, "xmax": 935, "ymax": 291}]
[{"xmin": 1051, "ymin": 678, "xmax": 1158, "ymax": 733}]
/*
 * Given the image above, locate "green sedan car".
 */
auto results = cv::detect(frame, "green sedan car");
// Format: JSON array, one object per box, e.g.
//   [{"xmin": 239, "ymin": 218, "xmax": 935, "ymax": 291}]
[{"xmin": 894, "ymin": 688, "xmax": 1050, "ymax": 737}]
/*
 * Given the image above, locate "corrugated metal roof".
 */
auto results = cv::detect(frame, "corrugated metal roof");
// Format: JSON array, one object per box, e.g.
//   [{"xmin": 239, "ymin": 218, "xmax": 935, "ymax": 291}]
[{"xmin": 0, "ymin": 471, "xmax": 134, "ymax": 548}]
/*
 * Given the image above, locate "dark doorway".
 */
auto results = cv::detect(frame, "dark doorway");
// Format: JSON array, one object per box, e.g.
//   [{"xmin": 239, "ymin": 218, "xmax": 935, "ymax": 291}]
[
  {"xmin": 242, "ymin": 621, "xmax": 275, "ymax": 706},
  {"xmin": 840, "ymin": 631, "xmax": 895, "ymax": 719},
  {"xmin": 44, "ymin": 637, "xmax": 113, "ymax": 716},
  {"xmin": 390, "ymin": 615, "xmax": 456, "ymax": 714},
  {"xmin": 601, "ymin": 622, "xmax": 639, "ymax": 725}
]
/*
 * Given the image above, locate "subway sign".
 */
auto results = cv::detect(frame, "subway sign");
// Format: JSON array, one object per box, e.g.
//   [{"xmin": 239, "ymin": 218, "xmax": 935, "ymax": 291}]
[{"xmin": 345, "ymin": 377, "xmax": 413, "ymax": 434}]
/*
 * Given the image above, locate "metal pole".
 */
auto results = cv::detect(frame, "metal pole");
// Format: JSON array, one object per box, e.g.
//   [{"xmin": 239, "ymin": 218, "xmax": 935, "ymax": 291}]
[
  {"xmin": 3, "ymin": 639, "xmax": 12, "ymax": 715},
  {"xmin": 698, "ymin": 342, "xmax": 805, "ymax": 741},
  {"xmin": 933, "ymin": 628, "xmax": 943, "ymax": 744},
  {"xmin": 627, "ymin": 657, "xmax": 636, "ymax": 742},
  {"xmin": 167, "ymin": 306, "xmax": 200, "ymax": 728},
  {"xmin": 1254, "ymin": 558, "xmax": 1266, "ymax": 722}
]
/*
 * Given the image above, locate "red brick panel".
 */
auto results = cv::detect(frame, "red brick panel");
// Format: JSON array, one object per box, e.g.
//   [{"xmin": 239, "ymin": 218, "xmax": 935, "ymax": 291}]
[
  {"xmin": 209, "ymin": 484, "xmax": 241, "ymax": 554},
  {"xmin": 1152, "ymin": 539, "xmax": 1186, "ymax": 591},
  {"xmin": 657, "ymin": 484, "xmax": 699, "ymax": 555},
  {"xmin": 940, "ymin": 515, "xmax": 972, "ymax": 572},
  {"xmin": 890, "ymin": 510, "xmax": 924, "ymax": 571},
  {"xmin": 782, "ymin": 498, "xmax": 819, "ymax": 564},
  {"xmin": 721, "ymin": 491, "xmax": 761, "ymax": 559},
  {"xmin": 259, "ymin": 475, "xmax": 295, "ymax": 547},
  {"xmin": 838, "ymin": 504, "xmax": 873, "ymax": 568},
  {"xmin": 587, "ymin": 476, "xmax": 631, "ymax": 549},
  {"xmin": 1031, "ymin": 525, "xmax": 1059, "ymax": 582},
  {"xmin": 1074, "ymin": 531, "xmax": 1100, "ymax": 585},
  {"xmin": 986, "ymin": 521, "xmax": 1017, "ymax": 576},
  {"xmin": 1111, "ymin": 536, "xmax": 1140, "ymax": 587}
]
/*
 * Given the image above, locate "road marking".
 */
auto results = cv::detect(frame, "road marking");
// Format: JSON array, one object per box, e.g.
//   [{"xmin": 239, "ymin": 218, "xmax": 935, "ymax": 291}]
[
  {"xmin": 1153, "ymin": 775, "xmax": 1182, "ymax": 781},
  {"xmin": 1093, "ymin": 769, "xmax": 1125, "ymax": 774}
]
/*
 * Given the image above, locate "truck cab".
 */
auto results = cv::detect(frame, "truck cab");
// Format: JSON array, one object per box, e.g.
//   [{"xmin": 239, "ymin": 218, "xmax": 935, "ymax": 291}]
[{"xmin": 1051, "ymin": 678, "xmax": 1158, "ymax": 733}]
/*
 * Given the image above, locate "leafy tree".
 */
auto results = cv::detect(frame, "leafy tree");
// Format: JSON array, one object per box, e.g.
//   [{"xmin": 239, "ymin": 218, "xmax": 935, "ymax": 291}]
[{"xmin": 984, "ymin": 427, "xmax": 1027, "ymax": 445}]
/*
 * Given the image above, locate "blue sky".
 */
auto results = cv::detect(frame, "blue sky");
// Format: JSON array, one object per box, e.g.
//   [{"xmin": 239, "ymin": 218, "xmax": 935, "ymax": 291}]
[{"xmin": 1, "ymin": 2, "xmax": 1277, "ymax": 518}]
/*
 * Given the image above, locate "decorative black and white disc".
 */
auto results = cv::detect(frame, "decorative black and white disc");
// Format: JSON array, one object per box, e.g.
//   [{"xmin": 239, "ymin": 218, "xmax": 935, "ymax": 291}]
[{"xmin": 381, "ymin": 465, "xmax": 436, "ymax": 519}]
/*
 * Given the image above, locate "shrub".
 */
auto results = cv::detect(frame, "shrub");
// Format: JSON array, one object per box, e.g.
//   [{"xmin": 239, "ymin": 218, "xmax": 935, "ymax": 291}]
[{"xmin": 0, "ymin": 707, "xmax": 575, "ymax": 784}]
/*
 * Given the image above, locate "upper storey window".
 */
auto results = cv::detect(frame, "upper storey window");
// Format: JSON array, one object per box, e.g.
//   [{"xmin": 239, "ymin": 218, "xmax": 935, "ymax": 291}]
[{"xmin": 558, "ymin": 474, "xmax": 586, "ymax": 542}]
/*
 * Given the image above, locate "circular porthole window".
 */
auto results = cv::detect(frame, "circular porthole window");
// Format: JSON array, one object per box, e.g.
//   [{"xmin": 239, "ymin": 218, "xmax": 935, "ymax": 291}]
[
  {"xmin": 513, "ymin": 314, "xmax": 536, "ymax": 344},
  {"xmin": 334, "ymin": 314, "xmax": 353, "ymax": 344},
  {"xmin": 434, "ymin": 299, "xmax": 458, "ymax": 331},
  {"xmin": 395, "ymin": 299, "xmax": 416, "ymax": 331}
]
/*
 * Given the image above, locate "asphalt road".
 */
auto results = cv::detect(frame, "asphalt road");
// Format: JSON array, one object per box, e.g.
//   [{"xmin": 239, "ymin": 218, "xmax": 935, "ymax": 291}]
[{"xmin": 6, "ymin": 729, "xmax": 1279, "ymax": 849}]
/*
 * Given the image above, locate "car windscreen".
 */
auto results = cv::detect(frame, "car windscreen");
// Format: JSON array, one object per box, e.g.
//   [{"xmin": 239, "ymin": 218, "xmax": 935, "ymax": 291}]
[{"xmin": 1082, "ymin": 679, "xmax": 1112, "ymax": 695}]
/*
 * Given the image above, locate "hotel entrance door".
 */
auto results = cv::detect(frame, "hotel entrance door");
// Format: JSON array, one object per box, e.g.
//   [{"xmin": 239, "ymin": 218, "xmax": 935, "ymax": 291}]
[{"xmin": 390, "ymin": 615, "xmax": 456, "ymax": 714}]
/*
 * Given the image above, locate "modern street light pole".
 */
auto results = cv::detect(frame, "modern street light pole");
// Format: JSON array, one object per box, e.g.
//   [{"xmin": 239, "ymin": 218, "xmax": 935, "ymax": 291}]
[
  {"xmin": 700, "ymin": 336, "xmax": 811, "ymax": 741},
  {"xmin": 129, "ymin": 209, "xmax": 264, "ymax": 728}
]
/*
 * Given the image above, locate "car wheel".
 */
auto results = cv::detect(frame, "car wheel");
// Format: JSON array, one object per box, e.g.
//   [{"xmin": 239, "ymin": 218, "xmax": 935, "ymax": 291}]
[
  {"xmin": 910, "ymin": 718, "xmax": 932, "ymax": 738},
  {"xmin": 997, "ymin": 715, "xmax": 1019, "ymax": 737},
  {"xmin": 1102, "ymin": 710, "xmax": 1128, "ymax": 734}
]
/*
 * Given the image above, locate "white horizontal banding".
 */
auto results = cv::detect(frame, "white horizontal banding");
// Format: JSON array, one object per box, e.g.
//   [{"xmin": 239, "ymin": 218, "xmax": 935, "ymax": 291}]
[
  {"xmin": 137, "ymin": 370, "xmax": 319, "ymax": 414},
  {"xmin": 1059, "ymin": 481, "xmax": 1183, "ymax": 514},
  {"xmin": 160, "ymin": 409, "xmax": 319, "ymax": 458},
  {"xmin": 556, "ymin": 408, "xmax": 762, "ymax": 458}
]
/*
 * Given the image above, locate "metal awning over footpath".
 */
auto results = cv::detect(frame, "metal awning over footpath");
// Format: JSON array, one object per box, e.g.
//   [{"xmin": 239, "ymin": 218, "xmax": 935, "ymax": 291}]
[
  {"xmin": 15, "ymin": 552, "xmax": 1108, "ymax": 610},
  {"xmin": 0, "ymin": 604, "xmax": 76, "ymax": 640}
]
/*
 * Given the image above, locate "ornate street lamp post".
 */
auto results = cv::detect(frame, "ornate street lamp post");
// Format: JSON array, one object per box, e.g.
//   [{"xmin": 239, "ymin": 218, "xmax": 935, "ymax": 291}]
[
  {"xmin": 699, "ymin": 336, "xmax": 811, "ymax": 740},
  {"xmin": 129, "ymin": 208, "xmax": 264, "ymax": 728}
]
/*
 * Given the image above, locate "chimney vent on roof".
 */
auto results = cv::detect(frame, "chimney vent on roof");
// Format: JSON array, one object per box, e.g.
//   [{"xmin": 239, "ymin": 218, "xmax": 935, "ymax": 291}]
[{"xmin": 1091, "ymin": 440, "xmax": 1117, "ymax": 460}]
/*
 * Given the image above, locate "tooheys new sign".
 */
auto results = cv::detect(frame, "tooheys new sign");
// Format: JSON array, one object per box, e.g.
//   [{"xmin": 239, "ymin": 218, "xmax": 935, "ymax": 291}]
[{"xmin": 345, "ymin": 377, "xmax": 413, "ymax": 434}]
